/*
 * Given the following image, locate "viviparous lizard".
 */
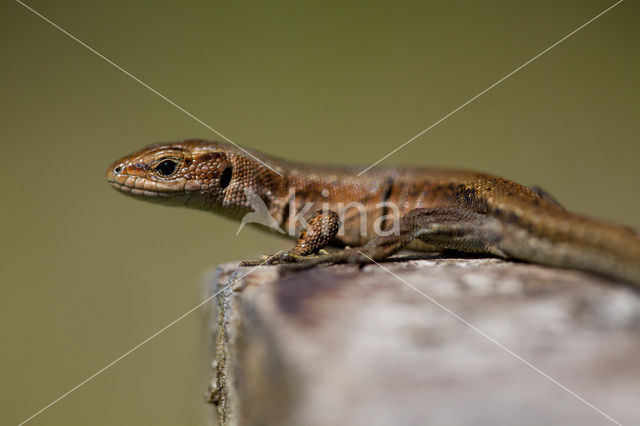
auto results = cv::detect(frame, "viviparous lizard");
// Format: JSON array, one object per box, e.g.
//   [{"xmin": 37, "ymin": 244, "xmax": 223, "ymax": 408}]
[{"xmin": 106, "ymin": 140, "xmax": 640, "ymax": 287}]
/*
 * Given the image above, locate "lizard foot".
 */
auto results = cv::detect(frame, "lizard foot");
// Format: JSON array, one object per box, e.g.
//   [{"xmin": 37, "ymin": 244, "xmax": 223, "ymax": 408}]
[
  {"xmin": 239, "ymin": 252, "xmax": 328, "ymax": 267},
  {"xmin": 239, "ymin": 210, "xmax": 343, "ymax": 267},
  {"xmin": 239, "ymin": 248, "xmax": 369, "ymax": 268},
  {"xmin": 279, "ymin": 248, "xmax": 374, "ymax": 271}
]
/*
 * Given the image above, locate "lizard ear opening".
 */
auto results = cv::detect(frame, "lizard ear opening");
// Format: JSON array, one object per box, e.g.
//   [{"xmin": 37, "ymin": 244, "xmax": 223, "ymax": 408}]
[{"xmin": 220, "ymin": 166, "xmax": 233, "ymax": 188}]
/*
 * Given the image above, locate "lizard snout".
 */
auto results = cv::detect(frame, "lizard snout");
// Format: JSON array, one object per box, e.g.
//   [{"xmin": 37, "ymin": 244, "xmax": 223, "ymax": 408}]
[{"xmin": 106, "ymin": 162, "xmax": 125, "ymax": 183}]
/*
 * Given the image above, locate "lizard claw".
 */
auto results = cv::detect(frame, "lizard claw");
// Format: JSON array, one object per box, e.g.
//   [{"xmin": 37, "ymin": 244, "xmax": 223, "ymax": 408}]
[
  {"xmin": 239, "ymin": 253, "xmax": 283, "ymax": 267},
  {"xmin": 239, "ymin": 252, "xmax": 306, "ymax": 267},
  {"xmin": 240, "ymin": 248, "xmax": 373, "ymax": 270},
  {"xmin": 238, "ymin": 259, "xmax": 264, "ymax": 267},
  {"xmin": 279, "ymin": 250, "xmax": 361, "ymax": 271}
]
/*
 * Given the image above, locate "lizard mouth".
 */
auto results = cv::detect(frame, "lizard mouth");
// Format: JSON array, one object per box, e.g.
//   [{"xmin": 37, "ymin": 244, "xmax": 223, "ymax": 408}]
[
  {"xmin": 106, "ymin": 169, "xmax": 193, "ymax": 205},
  {"xmin": 106, "ymin": 165, "xmax": 169, "ymax": 198},
  {"xmin": 107, "ymin": 176, "xmax": 200, "ymax": 208},
  {"xmin": 107, "ymin": 179, "xmax": 166, "ymax": 198}
]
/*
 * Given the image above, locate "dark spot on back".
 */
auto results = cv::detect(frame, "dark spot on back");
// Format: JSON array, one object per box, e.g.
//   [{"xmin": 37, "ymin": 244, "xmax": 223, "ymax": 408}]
[
  {"xmin": 381, "ymin": 177, "xmax": 394, "ymax": 203},
  {"xmin": 490, "ymin": 206, "xmax": 520, "ymax": 224},
  {"xmin": 455, "ymin": 185, "xmax": 489, "ymax": 213},
  {"xmin": 281, "ymin": 200, "xmax": 290, "ymax": 224},
  {"xmin": 507, "ymin": 212, "xmax": 520, "ymax": 223},
  {"xmin": 379, "ymin": 177, "xmax": 395, "ymax": 231}
]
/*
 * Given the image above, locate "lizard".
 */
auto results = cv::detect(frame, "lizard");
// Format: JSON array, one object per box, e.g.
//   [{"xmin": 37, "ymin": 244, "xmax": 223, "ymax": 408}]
[{"xmin": 106, "ymin": 140, "xmax": 640, "ymax": 287}]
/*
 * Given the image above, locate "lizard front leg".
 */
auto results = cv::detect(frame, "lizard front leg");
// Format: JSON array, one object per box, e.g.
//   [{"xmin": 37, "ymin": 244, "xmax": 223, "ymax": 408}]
[
  {"xmin": 240, "ymin": 210, "xmax": 341, "ymax": 266},
  {"xmin": 285, "ymin": 207, "xmax": 507, "ymax": 269}
]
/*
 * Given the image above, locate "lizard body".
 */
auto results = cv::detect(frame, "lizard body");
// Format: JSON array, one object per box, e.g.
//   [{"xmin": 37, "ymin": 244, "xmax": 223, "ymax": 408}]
[{"xmin": 106, "ymin": 140, "xmax": 640, "ymax": 287}]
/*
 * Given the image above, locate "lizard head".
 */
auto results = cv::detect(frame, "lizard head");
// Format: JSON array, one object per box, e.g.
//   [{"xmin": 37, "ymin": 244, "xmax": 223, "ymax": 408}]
[{"xmin": 106, "ymin": 140, "xmax": 237, "ymax": 209}]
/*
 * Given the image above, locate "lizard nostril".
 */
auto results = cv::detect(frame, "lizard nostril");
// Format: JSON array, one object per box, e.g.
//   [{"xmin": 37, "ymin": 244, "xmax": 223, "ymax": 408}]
[{"xmin": 114, "ymin": 165, "xmax": 124, "ymax": 174}]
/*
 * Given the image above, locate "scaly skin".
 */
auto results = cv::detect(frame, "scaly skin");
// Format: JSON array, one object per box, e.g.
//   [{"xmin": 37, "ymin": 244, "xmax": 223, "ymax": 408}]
[{"xmin": 106, "ymin": 140, "xmax": 640, "ymax": 286}]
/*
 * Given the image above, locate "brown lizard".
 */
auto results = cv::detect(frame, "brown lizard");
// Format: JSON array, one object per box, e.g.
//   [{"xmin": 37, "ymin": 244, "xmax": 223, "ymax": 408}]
[{"xmin": 106, "ymin": 140, "xmax": 640, "ymax": 287}]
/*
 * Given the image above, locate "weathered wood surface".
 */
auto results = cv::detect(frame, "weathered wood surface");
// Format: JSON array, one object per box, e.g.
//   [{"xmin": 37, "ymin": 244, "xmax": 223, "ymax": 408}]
[{"xmin": 206, "ymin": 255, "xmax": 640, "ymax": 426}]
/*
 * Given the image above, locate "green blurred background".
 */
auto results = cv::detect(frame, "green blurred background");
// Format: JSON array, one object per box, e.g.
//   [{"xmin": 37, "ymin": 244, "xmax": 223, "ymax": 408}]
[{"xmin": 1, "ymin": 0, "xmax": 638, "ymax": 424}]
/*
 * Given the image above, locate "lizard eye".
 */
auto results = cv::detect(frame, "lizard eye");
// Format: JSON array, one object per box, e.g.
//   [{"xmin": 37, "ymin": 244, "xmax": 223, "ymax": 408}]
[{"xmin": 154, "ymin": 159, "xmax": 179, "ymax": 177}]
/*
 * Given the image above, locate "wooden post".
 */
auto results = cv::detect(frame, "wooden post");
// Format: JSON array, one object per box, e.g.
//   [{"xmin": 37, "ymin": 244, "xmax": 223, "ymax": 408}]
[{"xmin": 206, "ymin": 256, "xmax": 640, "ymax": 426}]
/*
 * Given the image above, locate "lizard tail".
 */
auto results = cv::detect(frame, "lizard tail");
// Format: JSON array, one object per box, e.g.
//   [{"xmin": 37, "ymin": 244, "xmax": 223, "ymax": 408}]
[{"xmin": 497, "ymin": 209, "xmax": 640, "ymax": 287}]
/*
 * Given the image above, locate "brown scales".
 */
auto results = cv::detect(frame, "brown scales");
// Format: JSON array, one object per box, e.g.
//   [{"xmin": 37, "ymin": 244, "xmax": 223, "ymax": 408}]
[{"xmin": 106, "ymin": 140, "xmax": 640, "ymax": 287}]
